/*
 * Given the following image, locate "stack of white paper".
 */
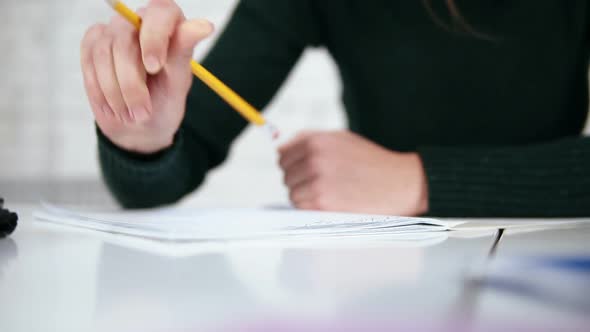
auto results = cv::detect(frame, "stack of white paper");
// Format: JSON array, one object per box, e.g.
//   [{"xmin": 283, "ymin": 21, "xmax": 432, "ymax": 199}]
[{"xmin": 34, "ymin": 204, "xmax": 461, "ymax": 242}]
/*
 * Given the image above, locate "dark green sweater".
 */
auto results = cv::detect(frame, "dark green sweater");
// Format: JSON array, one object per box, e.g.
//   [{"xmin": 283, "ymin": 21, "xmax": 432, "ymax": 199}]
[{"xmin": 98, "ymin": 0, "xmax": 590, "ymax": 217}]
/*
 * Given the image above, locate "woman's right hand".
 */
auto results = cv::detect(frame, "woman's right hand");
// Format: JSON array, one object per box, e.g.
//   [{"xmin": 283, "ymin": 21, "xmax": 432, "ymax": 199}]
[{"xmin": 81, "ymin": 0, "xmax": 213, "ymax": 154}]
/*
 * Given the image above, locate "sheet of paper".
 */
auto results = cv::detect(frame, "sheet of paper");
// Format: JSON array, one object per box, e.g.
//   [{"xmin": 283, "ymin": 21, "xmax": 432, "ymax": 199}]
[
  {"xmin": 33, "ymin": 204, "xmax": 461, "ymax": 242},
  {"xmin": 34, "ymin": 220, "xmax": 450, "ymax": 257}
]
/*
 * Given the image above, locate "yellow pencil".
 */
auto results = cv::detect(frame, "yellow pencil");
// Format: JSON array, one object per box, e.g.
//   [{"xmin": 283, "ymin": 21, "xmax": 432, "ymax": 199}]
[{"xmin": 105, "ymin": 0, "xmax": 278, "ymax": 137}]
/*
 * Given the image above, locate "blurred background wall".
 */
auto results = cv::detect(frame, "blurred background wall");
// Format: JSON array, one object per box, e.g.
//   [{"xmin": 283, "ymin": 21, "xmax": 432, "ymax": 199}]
[
  {"xmin": 0, "ymin": 0, "xmax": 588, "ymax": 208},
  {"xmin": 0, "ymin": 0, "xmax": 344, "ymax": 207}
]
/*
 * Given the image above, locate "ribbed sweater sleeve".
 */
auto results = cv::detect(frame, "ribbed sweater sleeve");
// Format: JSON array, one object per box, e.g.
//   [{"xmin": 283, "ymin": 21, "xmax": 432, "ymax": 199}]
[
  {"xmin": 97, "ymin": 0, "xmax": 320, "ymax": 208},
  {"xmin": 418, "ymin": 136, "xmax": 590, "ymax": 217},
  {"xmin": 98, "ymin": 126, "xmax": 210, "ymax": 209}
]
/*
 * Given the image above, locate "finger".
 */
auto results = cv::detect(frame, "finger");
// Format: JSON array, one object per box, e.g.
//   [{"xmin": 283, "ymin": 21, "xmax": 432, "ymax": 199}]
[
  {"xmin": 283, "ymin": 156, "xmax": 317, "ymax": 189},
  {"xmin": 112, "ymin": 18, "xmax": 152, "ymax": 123},
  {"xmin": 278, "ymin": 132, "xmax": 319, "ymax": 170},
  {"xmin": 293, "ymin": 193, "xmax": 328, "ymax": 212},
  {"xmin": 140, "ymin": 0, "xmax": 184, "ymax": 74},
  {"xmin": 93, "ymin": 32, "xmax": 131, "ymax": 123},
  {"xmin": 81, "ymin": 24, "xmax": 114, "ymax": 120},
  {"xmin": 296, "ymin": 201, "xmax": 322, "ymax": 211},
  {"xmin": 290, "ymin": 179, "xmax": 329, "ymax": 211},
  {"xmin": 289, "ymin": 179, "xmax": 315, "ymax": 206},
  {"xmin": 167, "ymin": 19, "xmax": 214, "ymax": 67},
  {"xmin": 278, "ymin": 131, "xmax": 316, "ymax": 154}
]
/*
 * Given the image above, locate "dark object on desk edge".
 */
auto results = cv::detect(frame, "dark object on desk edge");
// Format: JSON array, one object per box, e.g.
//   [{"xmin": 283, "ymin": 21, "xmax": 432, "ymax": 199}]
[{"xmin": 0, "ymin": 197, "xmax": 18, "ymax": 237}]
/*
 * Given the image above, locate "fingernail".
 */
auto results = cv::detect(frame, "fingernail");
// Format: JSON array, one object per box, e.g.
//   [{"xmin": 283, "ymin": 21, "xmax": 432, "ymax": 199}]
[
  {"xmin": 132, "ymin": 107, "xmax": 150, "ymax": 122},
  {"xmin": 144, "ymin": 56, "xmax": 161, "ymax": 73},
  {"xmin": 198, "ymin": 20, "xmax": 214, "ymax": 33},
  {"xmin": 192, "ymin": 20, "xmax": 214, "ymax": 36}
]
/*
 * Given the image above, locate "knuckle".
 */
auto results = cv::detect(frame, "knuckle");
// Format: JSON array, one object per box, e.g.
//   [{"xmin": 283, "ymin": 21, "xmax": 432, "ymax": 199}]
[
  {"xmin": 118, "ymin": 78, "xmax": 139, "ymax": 97},
  {"xmin": 108, "ymin": 103, "xmax": 125, "ymax": 115},
  {"xmin": 166, "ymin": 3, "xmax": 183, "ymax": 18},
  {"xmin": 94, "ymin": 37, "xmax": 113, "ymax": 60},
  {"xmin": 279, "ymin": 155, "xmax": 292, "ymax": 170},
  {"xmin": 83, "ymin": 24, "xmax": 106, "ymax": 44},
  {"xmin": 298, "ymin": 130, "xmax": 315, "ymax": 138},
  {"xmin": 80, "ymin": 54, "xmax": 91, "ymax": 69},
  {"xmin": 109, "ymin": 14, "xmax": 132, "ymax": 28},
  {"xmin": 81, "ymin": 25, "xmax": 106, "ymax": 57},
  {"xmin": 306, "ymin": 136, "xmax": 323, "ymax": 153},
  {"xmin": 306, "ymin": 156, "xmax": 323, "ymax": 176},
  {"xmin": 150, "ymin": 0, "xmax": 181, "ymax": 11},
  {"xmin": 278, "ymin": 157, "xmax": 287, "ymax": 170},
  {"xmin": 113, "ymin": 30, "xmax": 137, "ymax": 49},
  {"xmin": 148, "ymin": 0, "xmax": 169, "ymax": 6}
]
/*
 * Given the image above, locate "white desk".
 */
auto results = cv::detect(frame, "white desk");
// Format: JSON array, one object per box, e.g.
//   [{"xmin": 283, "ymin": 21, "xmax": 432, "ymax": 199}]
[{"xmin": 0, "ymin": 205, "xmax": 588, "ymax": 331}]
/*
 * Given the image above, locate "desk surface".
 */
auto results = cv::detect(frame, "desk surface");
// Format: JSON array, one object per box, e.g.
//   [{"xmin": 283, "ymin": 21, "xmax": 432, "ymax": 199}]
[{"xmin": 0, "ymin": 205, "xmax": 589, "ymax": 332}]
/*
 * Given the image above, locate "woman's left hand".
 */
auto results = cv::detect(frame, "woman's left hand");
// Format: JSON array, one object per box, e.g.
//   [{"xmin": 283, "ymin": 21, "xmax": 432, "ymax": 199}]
[{"xmin": 278, "ymin": 131, "xmax": 429, "ymax": 216}]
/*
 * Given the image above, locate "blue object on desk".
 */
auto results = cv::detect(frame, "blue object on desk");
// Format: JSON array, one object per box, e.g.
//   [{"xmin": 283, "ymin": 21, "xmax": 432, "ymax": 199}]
[
  {"xmin": 534, "ymin": 257, "xmax": 590, "ymax": 273},
  {"xmin": 478, "ymin": 255, "xmax": 590, "ymax": 314}
]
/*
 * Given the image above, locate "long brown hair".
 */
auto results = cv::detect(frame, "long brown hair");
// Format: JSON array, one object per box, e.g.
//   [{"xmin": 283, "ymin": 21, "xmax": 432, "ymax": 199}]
[{"xmin": 423, "ymin": 0, "xmax": 492, "ymax": 40}]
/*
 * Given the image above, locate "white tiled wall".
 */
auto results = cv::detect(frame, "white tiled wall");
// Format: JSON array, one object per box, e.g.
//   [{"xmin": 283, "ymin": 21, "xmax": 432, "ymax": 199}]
[{"xmin": 0, "ymin": 1, "xmax": 588, "ymax": 207}]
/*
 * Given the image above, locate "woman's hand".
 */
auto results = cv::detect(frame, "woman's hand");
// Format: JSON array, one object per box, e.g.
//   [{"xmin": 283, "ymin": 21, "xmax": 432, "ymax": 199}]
[
  {"xmin": 278, "ymin": 131, "xmax": 429, "ymax": 216},
  {"xmin": 81, "ymin": 0, "xmax": 214, "ymax": 154}
]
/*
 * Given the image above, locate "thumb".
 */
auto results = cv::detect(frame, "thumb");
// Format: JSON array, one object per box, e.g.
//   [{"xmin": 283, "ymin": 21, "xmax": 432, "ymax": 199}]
[{"xmin": 168, "ymin": 19, "xmax": 214, "ymax": 66}]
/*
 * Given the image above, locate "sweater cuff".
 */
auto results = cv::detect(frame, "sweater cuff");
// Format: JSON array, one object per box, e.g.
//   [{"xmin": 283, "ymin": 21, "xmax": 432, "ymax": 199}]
[
  {"xmin": 418, "ymin": 145, "xmax": 505, "ymax": 217},
  {"xmin": 96, "ymin": 125, "xmax": 212, "ymax": 209},
  {"xmin": 96, "ymin": 126, "xmax": 183, "ymax": 175},
  {"xmin": 96, "ymin": 126, "xmax": 202, "ymax": 208}
]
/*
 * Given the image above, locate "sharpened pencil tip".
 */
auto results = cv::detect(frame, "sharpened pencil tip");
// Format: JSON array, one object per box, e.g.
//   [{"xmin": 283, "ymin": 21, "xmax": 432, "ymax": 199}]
[
  {"xmin": 262, "ymin": 123, "xmax": 280, "ymax": 142},
  {"xmin": 271, "ymin": 128, "xmax": 280, "ymax": 141}
]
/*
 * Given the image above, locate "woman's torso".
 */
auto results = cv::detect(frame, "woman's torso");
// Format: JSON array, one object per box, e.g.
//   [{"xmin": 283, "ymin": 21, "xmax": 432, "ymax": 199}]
[{"xmin": 313, "ymin": 0, "xmax": 590, "ymax": 151}]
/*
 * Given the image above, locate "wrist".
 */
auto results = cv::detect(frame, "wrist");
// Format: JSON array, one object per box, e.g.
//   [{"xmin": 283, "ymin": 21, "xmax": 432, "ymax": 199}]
[
  {"xmin": 98, "ymin": 126, "xmax": 175, "ymax": 155},
  {"xmin": 115, "ymin": 134, "xmax": 175, "ymax": 155},
  {"xmin": 405, "ymin": 152, "xmax": 430, "ymax": 216}
]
